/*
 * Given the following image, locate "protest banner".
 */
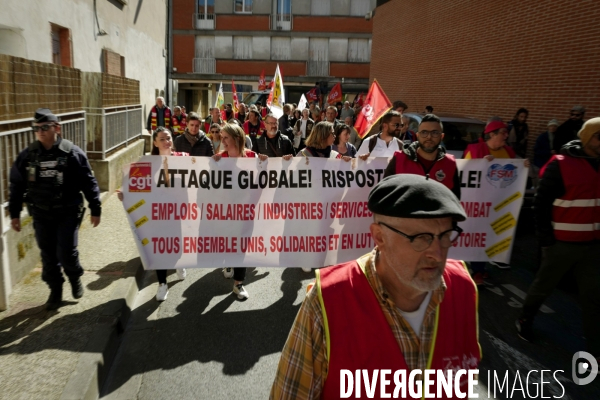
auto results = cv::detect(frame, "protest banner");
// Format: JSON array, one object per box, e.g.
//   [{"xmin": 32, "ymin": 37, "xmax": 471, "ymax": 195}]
[
  {"xmin": 121, "ymin": 157, "xmax": 528, "ymax": 269},
  {"xmin": 448, "ymin": 159, "xmax": 528, "ymax": 263},
  {"xmin": 121, "ymin": 157, "xmax": 389, "ymax": 270}
]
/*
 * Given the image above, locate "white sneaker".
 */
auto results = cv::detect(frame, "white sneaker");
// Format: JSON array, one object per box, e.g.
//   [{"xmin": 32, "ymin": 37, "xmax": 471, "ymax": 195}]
[
  {"xmin": 223, "ymin": 268, "xmax": 234, "ymax": 279},
  {"xmin": 156, "ymin": 283, "xmax": 169, "ymax": 301},
  {"xmin": 233, "ymin": 283, "xmax": 249, "ymax": 300},
  {"xmin": 489, "ymin": 261, "xmax": 511, "ymax": 269},
  {"xmin": 301, "ymin": 267, "xmax": 311, "ymax": 272},
  {"xmin": 176, "ymin": 268, "xmax": 187, "ymax": 280}
]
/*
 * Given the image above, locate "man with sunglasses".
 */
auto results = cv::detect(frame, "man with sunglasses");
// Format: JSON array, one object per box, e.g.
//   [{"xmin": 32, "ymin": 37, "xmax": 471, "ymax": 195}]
[
  {"xmin": 271, "ymin": 174, "xmax": 480, "ymax": 399},
  {"xmin": 9, "ymin": 108, "xmax": 101, "ymax": 310},
  {"xmin": 553, "ymin": 105, "xmax": 586, "ymax": 153},
  {"xmin": 383, "ymin": 114, "xmax": 460, "ymax": 199},
  {"xmin": 357, "ymin": 110, "xmax": 404, "ymax": 159}
]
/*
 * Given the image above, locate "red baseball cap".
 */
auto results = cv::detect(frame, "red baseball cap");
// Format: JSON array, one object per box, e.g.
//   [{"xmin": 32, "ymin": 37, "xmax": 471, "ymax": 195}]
[{"xmin": 484, "ymin": 120, "xmax": 507, "ymax": 134}]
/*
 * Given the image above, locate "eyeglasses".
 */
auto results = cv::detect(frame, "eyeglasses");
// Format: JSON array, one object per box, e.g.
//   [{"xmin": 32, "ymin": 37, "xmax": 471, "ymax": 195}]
[
  {"xmin": 418, "ymin": 130, "xmax": 442, "ymax": 138},
  {"xmin": 570, "ymin": 113, "xmax": 583, "ymax": 117},
  {"xmin": 210, "ymin": 130, "xmax": 220, "ymax": 134},
  {"xmin": 32, "ymin": 124, "xmax": 55, "ymax": 132},
  {"xmin": 378, "ymin": 222, "xmax": 462, "ymax": 252},
  {"xmin": 266, "ymin": 122, "xmax": 278, "ymax": 125},
  {"xmin": 388, "ymin": 123, "xmax": 404, "ymax": 128}
]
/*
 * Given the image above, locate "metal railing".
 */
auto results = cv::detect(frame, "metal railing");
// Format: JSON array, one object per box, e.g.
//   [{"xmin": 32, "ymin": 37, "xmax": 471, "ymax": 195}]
[
  {"xmin": 193, "ymin": 13, "xmax": 215, "ymax": 30},
  {"xmin": 270, "ymin": 14, "xmax": 293, "ymax": 31},
  {"xmin": 0, "ymin": 111, "xmax": 87, "ymax": 208},
  {"xmin": 86, "ymin": 104, "xmax": 143, "ymax": 159},
  {"xmin": 306, "ymin": 61, "xmax": 330, "ymax": 77},
  {"xmin": 193, "ymin": 58, "xmax": 216, "ymax": 74}
]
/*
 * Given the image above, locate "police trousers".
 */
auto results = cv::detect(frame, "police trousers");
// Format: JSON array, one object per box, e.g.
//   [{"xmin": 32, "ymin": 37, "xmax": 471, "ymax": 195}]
[
  {"xmin": 31, "ymin": 206, "xmax": 84, "ymax": 287},
  {"xmin": 521, "ymin": 241, "xmax": 600, "ymax": 356}
]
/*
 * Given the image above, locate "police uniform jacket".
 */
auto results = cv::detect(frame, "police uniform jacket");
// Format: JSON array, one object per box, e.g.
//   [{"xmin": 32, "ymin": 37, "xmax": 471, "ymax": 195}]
[{"xmin": 9, "ymin": 137, "xmax": 101, "ymax": 219}]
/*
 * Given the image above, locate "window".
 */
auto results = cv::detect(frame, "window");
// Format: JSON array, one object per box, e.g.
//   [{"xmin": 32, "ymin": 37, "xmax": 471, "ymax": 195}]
[
  {"xmin": 350, "ymin": 0, "xmax": 370, "ymax": 17},
  {"xmin": 103, "ymin": 49, "xmax": 126, "ymax": 76},
  {"xmin": 50, "ymin": 23, "xmax": 72, "ymax": 67},
  {"xmin": 347, "ymin": 39, "xmax": 370, "ymax": 62},
  {"xmin": 198, "ymin": 0, "xmax": 215, "ymax": 15},
  {"xmin": 234, "ymin": 0, "xmax": 252, "ymax": 13},
  {"xmin": 277, "ymin": 0, "xmax": 291, "ymax": 15},
  {"xmin": 271, "ymin": 37, "xmax": 291, "ymax": 60},
  {"xmin": 233, "ymin": 36, "xmax": 253, "ymax": 59}
]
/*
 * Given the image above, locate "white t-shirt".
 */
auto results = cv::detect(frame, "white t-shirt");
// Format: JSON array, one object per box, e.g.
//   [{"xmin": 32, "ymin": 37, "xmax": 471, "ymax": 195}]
[
  {"xmin": 300, "ymin": 119, "xmax": 308, "ymax": 138},
  {"xmin": 356, "ymin": 135, "xmax": 401, "ymax": 157},
  {"xmin": 396, "ymin": 291, "xmax": 432, "ymax": 336}
]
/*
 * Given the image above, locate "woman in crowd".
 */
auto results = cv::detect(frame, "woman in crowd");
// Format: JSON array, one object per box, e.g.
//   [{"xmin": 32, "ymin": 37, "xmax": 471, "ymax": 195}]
[
  {"xmin": 332, "ymin": 123, "xmax": 357, "ymax": 158},
  {"xmin": 212, "ymin": 123, "xmax": 267, "ymax": 299},
  {"xmin": 208, "ymin": 122, "xmax": 224, "ymax": 154},
  {"xmin": 118, "ymin": 127, "xmax": 187, "ymax": 301},
  {"xmin": 463, "ymin": 118, "xmax": 530, "ymax": 284},
  {"xmin": 292, "ymin": 108, "xmax": 314, "ymax": 151}
]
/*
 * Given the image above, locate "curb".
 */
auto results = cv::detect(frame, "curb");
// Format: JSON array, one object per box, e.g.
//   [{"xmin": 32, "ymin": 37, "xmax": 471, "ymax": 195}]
[{"xmin": 60, "ymin": 258, "xmax": 144, "ymax": 400}]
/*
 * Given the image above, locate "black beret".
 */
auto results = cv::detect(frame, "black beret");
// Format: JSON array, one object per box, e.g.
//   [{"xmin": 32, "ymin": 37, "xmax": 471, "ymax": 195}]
[
  {"xmin": 368, "ymin": 174, "xmax": 466, "ymax": 221},
  {"xmin": 34, "ymin": 108, "xmax": 58, "ymax": 123}
]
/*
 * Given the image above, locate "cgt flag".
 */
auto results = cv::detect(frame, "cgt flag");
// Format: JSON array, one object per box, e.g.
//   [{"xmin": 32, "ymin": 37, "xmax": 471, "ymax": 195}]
[
  {"xmin": 231, "ymin": 80, "xmax": 240, "ymax": 113},
  {"xmin": 258, "ymin": 69, "xmax": 266, "ymax": 91},
  {"xmin": 267, "ymin": 64, "xmax": 285, "ymax": 119},
  {"xmin": 306, "ymin": 87, "xmax": 319, "ymax": 103},
  {"xmin": 327, "ymin": 83, "xmax": 343, "ymax": 105},
  {"xmin": 355, "ymin": 80, "xmax": 392, "ymax": 139}
]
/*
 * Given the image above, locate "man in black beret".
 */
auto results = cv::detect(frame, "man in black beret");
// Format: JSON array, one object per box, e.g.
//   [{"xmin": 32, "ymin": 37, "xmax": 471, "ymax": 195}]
[
  {"xmin": 9, "ymin": 108, "xmax": 102, "ymax": 310},
  {"xmin": 271, "ymin": 175, "xmax": 480, "ymax": 399}
]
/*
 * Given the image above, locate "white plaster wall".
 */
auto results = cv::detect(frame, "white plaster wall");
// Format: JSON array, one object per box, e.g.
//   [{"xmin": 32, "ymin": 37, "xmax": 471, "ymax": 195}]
[
  {"xmin": 291, "ymin": 37, "xmax": 309, "ymax": 61},
  {"xmin": 0, "ymin": 0, "xmax": 167, "ymax": 112},
  {"xmin": 252, "ymin": 37, "xmax": 271, "ymax": 60}
]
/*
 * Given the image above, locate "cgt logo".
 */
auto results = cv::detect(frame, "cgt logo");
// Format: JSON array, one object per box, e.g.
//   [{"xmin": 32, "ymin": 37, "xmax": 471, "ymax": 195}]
[
  {"xmin": 572, "ymin": 351, "xmax": 598, "ymax": 385},
  {"xmin": 129, "ymin": 162, "xmax": 153, "ymax": 192},
  {"xmin": 486, "ymin": 163, "xmax": 518, "ymax": 189}
]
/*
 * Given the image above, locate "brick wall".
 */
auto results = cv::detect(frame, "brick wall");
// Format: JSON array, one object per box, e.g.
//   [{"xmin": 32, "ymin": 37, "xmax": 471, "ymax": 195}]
[
  {"xmin": 293, "ymin": 16, "xmax": 372, "ymax": 33},
  {"xmin": 216, "ymin": 15, "xmax": 270, "ymax": 30},
  {"xmin": 173, "ymin": 34, "xmax": 195, "ymax": 73},
  {"xmin": 370, "ymin": 0, "xmax": 600, "ymax": 158},
  {"xmin": 173, "ymin": 0, "xmax": 195, "ymax": 30}
]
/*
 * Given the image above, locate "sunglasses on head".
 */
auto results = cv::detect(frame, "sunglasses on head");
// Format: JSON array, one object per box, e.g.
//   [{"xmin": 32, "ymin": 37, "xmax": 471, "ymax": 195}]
[{"xmin": 32, "ymin": 124, "xmax": 55, "ymax": 132}]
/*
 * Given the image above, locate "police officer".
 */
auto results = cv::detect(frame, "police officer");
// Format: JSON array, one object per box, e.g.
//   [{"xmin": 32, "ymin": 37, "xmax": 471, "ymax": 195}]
[{"xmin": 9, "ymin": 108, "xmax": 101, "ymax": 310}]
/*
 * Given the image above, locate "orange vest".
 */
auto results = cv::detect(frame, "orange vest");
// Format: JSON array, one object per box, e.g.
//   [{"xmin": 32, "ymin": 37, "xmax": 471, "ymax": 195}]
[
  {"xmin": 544, "ymin": 155, "xmax": 600, "ymax": 242},
  {"xmin": 393, "ymin": 150, "xmax": 457, "ymax": 189},
  {"xmin": 318, "ymin": 259, "xmax": 480, "ymax": 399},
  {"xmin": 171, "ymin": 115, "xmax": 186, "ymax": 135},
  {"xmin": 150, "ymin": 106, "xmax": 171, "ymax": 130}
]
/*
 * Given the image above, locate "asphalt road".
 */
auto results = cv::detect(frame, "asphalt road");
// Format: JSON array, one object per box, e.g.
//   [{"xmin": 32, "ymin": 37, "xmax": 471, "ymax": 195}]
[{"xmin": 101, "ymin": 214, "xmax": 600, "ymax": 400}]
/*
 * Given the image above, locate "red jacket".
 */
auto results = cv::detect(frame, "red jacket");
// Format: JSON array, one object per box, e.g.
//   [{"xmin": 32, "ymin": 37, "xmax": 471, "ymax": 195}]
[
  {"xmin": 463, "ymin": 139, "xmax": 516, "ymax": 159},
  {"xmin": 393, "ymin": 150, "xmax": 457, "ymax": 190},
  {"xmin": 544, "ymin": 154, "xmax": 600, "ymax": 242},
  {"xmin": 318, "ymin": 259, "xmax": 480, "ymax": 399}
]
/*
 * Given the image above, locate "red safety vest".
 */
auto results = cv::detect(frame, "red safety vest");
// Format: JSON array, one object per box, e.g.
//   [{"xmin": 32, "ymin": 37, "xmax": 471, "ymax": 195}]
[
  {"xmin": 543, "ymin": 155, "xmax": 600, "ymax": 242},
  {"xmin": 318, "ymin": 259, "xmax": 480, "ymax": 400},
  {"xmin": 171, "ymin": 115, "xmax": 186, "ymax": 136},
  {"xmin": 393, "ymin": 151, "xmax": 457, "ymax": 190},
  {"xmin": 243, "ymin": 120, "xmax": 266, "ymax": 139},
  {"xmin": 150, "ymin": 106, "xmax": 171, "ymax": 130},
  {"xmin": 464, "ymin": 139, "xmax": 516, "ymax": 159}
]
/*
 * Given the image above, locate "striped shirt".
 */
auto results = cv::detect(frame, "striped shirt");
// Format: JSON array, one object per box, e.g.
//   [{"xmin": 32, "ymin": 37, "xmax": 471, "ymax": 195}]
[{"xmin": 270, "ymin": 250, "xmax": 447, "ymax": 400}]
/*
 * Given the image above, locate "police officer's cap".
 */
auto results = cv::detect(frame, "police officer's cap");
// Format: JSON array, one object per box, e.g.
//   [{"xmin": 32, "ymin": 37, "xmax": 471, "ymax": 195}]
[
  {"xmin": 368, "ymin": 174, "xmax": 466, "ymax": 221},
  {"xmin": 34, "ymin": 108, "xmax": 59, "ymax": 123}
]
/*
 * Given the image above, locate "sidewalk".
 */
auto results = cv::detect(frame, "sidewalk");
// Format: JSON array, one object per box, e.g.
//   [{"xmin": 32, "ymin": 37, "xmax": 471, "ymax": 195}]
[{"xmin": 0, "ymin": 193, "xmax": 142, "ymax": 400}]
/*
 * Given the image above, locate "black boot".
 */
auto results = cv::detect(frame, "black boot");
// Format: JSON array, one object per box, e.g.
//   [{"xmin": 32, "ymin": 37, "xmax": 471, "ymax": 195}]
[
  {"xmin": 46, "ymin": 285, "xmax": 63, "ymax": 310},
  {"xmin": 69, "ymin": 276, "xmax": 84, "ymax": 299}
]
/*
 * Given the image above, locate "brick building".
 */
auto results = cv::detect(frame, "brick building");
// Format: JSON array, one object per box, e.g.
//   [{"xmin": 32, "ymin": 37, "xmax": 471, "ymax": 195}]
[
  {"xmin": 370, "ymin": 0, "xmax": 600, "ymax": 156},
  {"xmin": 170, "ymin": 0, "xmax": 376, "ymax": 116}
]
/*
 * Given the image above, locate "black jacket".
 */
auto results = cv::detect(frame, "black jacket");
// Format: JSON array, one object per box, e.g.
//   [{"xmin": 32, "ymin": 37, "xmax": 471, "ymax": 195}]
[
  {"xmin": 534, "ymin": 140, "xmax": 600, "ymax": 246},
  {"xmin": 553, "ymin": 119, "xmax": 584, "ymax": 153},
  {"xmin": 9, "ymin": 137, "xmax": 101, "ymax": 218},
  {"xmin": 383, "ymin": 141, "xmax": 461, "ymax": 199},
  {"xmin": 173, "ymin": 131, "xmax": 214, "ymax": 157},
  {"xmin": 256, "ymin": 132, "xmax": 295, "ymax": 157}
]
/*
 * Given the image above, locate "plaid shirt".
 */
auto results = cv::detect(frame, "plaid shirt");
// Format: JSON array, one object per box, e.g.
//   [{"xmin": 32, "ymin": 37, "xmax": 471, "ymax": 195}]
[{"xmin": 270, "ymin": 250, "xmax": 446, "ymax": 400}]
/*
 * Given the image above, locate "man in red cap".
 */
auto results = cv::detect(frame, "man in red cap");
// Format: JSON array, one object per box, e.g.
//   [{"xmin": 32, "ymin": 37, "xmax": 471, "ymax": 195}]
[{"xmin": 463, "ymin": 118, "xmax": 530, "ymax": 284}]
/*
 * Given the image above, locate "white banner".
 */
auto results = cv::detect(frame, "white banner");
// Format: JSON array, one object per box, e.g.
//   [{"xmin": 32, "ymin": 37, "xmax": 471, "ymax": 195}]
[
  {"xmin": 122, "ymin": 156, "xmax": 388, "ymax": 269},
  {"xmin": 448, "ymin": 159, "xmax": 528, "ymax": 263},
  {"xmin": 122, "ymin": 157, "xmax": 528, "ymax": 269}
]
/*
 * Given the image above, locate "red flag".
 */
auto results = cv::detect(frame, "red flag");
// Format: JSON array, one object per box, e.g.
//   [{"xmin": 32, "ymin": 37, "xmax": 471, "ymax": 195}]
[
  {"xmin": 355, "ymin": 80, "xmax": 392, "ymax": 139},
  {"xmin": 306, "ymin": 87, "xmax": 319, "ymax": 102},
  {"xmin": 258, "ymin": 69, "xmax": 266, "ymax": 91},
  {"xmin": 326, "ymin": 83, "xmax": 343, "ymax": 104},
  {"xmin": 231, "ymin": 80, "xmax": 240, "ymax": 113},
  {"xmin": 355, "ymin": 92, "xmax": 365, "ymax": 107}
]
